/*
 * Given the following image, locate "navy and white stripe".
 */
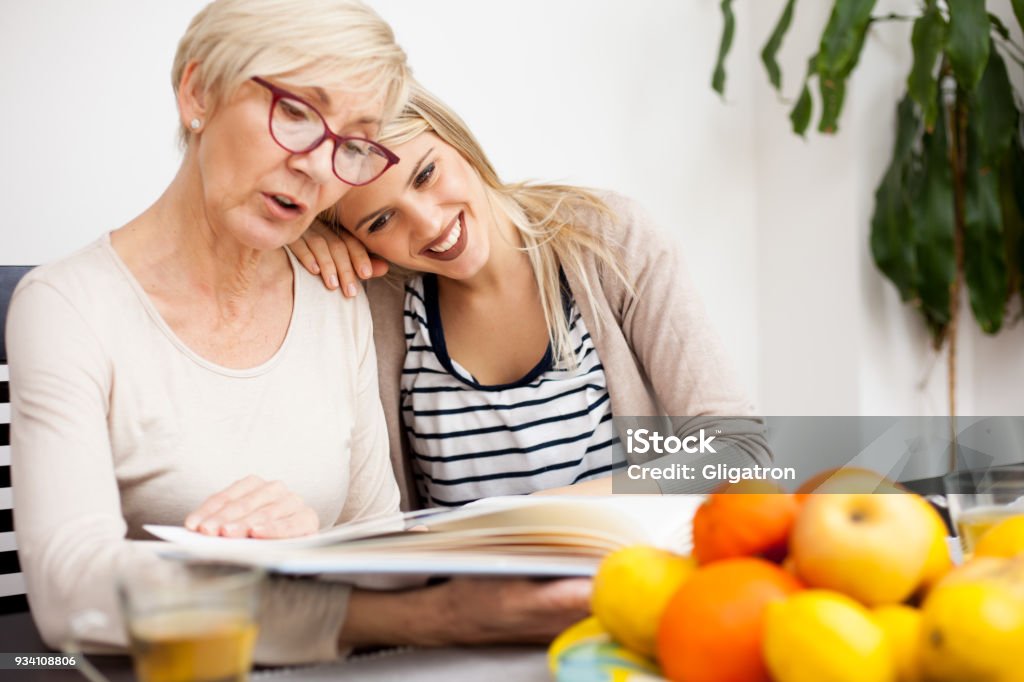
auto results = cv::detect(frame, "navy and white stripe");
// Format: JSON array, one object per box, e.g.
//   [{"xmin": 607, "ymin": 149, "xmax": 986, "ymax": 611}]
[
  {"xmin": 401, "ymin": 274, "xmax": 618, "ymax": 507},
  {"xmin": 0, "ymin": 265, "xmax": 31, "ymax": 614}
]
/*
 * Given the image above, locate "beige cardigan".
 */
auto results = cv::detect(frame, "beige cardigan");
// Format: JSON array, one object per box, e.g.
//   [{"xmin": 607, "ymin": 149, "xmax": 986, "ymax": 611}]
[{"xmin": 367, "ymin": 192, "xmax": 769, "ymax": 509}]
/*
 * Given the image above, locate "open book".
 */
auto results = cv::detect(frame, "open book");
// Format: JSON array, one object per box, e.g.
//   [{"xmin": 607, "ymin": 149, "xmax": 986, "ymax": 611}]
[{"xmin": 143, "ymin": 495, "xmax": 699, "ymax": 587}]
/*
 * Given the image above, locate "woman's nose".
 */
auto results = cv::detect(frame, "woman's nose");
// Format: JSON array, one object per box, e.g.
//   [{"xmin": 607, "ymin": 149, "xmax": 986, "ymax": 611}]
[
  {"xmin": 287, "ymin": 139, "xmax": 339, "ymax": 188},
  {"xmin": 406, "ymin": 201, "xmax": 442, "ymax": 239}
]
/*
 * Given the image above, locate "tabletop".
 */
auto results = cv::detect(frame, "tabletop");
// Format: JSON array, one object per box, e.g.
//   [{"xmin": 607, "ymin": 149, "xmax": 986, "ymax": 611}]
[{"xmin": 0, "ymin": 611, "xmax": 550, "ymax": 681}]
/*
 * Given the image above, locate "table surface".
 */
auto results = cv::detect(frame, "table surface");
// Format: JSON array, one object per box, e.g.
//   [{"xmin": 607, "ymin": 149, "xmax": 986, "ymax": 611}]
[{"xmin": 0, "ymin": 611, "xmax": 549, "ymax": 681}]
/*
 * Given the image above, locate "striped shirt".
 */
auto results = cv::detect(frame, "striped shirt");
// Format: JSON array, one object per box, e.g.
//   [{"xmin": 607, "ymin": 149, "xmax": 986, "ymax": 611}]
[{"xmin": 401, "ymin": 274, "xmax": 619, "ymax": 507}]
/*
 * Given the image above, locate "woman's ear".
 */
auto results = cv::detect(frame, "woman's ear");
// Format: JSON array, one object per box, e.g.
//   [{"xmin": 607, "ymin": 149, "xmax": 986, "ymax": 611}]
[{"xmin": 177, "ymin": 60, "xmax": 207, "ymax": 132}]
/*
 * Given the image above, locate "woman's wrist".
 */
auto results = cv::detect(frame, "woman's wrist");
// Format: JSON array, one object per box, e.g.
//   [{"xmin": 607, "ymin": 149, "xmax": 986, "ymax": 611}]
[{"xmin": 338, "ymin": 583, "xmax": 455, "ymax": 649}]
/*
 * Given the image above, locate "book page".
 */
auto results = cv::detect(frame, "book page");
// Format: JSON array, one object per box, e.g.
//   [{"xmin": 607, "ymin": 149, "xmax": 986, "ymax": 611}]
[{"xmin": 145, "ymin": 495, "xmax": 701, "ymax": 579}]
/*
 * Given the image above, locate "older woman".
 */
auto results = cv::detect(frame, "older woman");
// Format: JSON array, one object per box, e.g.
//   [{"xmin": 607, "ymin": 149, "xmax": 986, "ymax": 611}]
[{"xmin": 7, "ymin": 0, "xmax": 587, "ymax": 666}]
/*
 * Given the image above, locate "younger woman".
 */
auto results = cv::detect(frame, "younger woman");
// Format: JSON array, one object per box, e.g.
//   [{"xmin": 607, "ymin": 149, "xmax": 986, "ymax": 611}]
[{"xmin": 293, "ymin": 85, "xmax": 769, "ymax": 509}]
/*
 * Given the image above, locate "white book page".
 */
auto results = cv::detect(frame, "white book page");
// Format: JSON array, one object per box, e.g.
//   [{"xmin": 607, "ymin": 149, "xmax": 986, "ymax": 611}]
[{"xmin": 144, "ymin": 494, "xmax": 701, "ymax": 576}]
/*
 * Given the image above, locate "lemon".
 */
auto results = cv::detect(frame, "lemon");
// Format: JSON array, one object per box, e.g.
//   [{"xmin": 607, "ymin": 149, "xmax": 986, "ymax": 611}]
[
  {"xmin": 974, "ymin": 515, "xmax": 1024, "ymax": 559},
  {"xmin": 764, "ymin": 590, "xmax": 895, "ymax": 682},
  {"xmin": 590, "ymin": 546, "xmax": 694, "ymax": 657},
  {"xmin": 872, "ymin": 605, "xmax": 922, "ymax": 682},
  {"xmin": 919, "ymin": 556, "xmax": 1024, "ymax": 682}
]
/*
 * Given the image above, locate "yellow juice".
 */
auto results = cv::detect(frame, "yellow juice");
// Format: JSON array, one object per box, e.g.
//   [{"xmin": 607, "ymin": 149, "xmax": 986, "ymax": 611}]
[
  {"xmin": 955, "ymin": 505, "xmax": 1024, "ymax": 555},
  {"xmin": 128, "ymin": 608, "xmax": 257, "ymax": 682}
]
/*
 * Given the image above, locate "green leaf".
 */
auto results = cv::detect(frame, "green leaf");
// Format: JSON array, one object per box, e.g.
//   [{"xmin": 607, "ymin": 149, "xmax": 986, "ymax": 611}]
[
  {"xmin": 946, "ymin": 0, "xmax": 991, "ymax": 91},
  {"xmin": 761, "ymin": 0, "xmax": 797, "ymax": 91},
  {"xmin": 988, "ymin": 12, "xmax": 1011, "ymax": 41},
  {"xmin": 1011, "ymin": 0, "xmax": 1024, "ymax": 34},
  {"xmin": 963, "ymin": 117, "xmax": 1009, "ymax": 333},
  {"xmin": 816, "ymin": 0, "xmax": 878, "ymax": 78},
  {"xmin": 913, "ymin": 98, "xmax": 956, "ymax": 339},
  {"xmin": 972, "ymin": 49, "xmax": 1017, "ymax": 165},
  {"xmin": 712, "ymin": 0, "xmax": 736, "ymax": 96},
  {"xmin": 791, "ymin": 83, "xmax": 813, "ymax": 135},
  {"xmin": 871, "ymin": 95, "xmax": 922, "ymax": 302},
  {"xmin": 811, "ymin": 0, "xmax": 875, "ymax": 133},
  {"xmin": 1003, "ymin": 139, "xmax": 1024, "ymax": 305},
  {"xmin": 907, "ymin": 4, "xmax": 946, "ymax": 131},
  {"xmin": 790, "ymin": 55, "xmax": 817, "ymax": 136},
  {"xmin": 818, "ymin": 77, "xmax": 847, "ymax": 133}
]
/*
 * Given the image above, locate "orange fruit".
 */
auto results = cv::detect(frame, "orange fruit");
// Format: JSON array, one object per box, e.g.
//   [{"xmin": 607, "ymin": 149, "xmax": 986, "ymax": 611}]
[
  {"xmin": 657, "ymin": 557, "xmax": 802, "ymax": 682},
  {"xmin": 692, "ymin": 482, "xmax": 799, "ymax": 565}
]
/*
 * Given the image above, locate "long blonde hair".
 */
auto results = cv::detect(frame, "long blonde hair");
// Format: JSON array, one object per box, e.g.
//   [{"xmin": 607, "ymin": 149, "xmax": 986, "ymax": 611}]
[{"xmin": 332, "ymin": 83, "xmax": 632, "ymax": 368}]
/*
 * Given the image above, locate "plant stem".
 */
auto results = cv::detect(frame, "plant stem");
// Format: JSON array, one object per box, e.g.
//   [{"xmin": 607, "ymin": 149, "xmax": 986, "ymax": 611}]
[{"xmin": 946, "ymin": 84, "xmax": 968, "ymax": 468}]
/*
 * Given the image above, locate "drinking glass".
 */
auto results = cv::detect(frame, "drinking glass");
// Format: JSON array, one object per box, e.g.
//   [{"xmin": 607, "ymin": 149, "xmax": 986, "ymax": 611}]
[
  {"xmin": 67, "ymin": 561, "xmax": 263, "ymax": 682},
  {"xmin": 943, "ymin": 464, "xmax": 1024, "ymax": 556}
]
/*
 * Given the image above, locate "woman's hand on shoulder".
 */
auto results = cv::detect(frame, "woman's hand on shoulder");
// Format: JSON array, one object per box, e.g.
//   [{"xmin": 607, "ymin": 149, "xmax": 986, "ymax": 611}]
[
  {"xmin": 184, "ymin": 475, "xmax": 319, "ymax": 539},
  {"xmin": 288, "ymin": 220, "xmax": 389, "ymax": 298}
]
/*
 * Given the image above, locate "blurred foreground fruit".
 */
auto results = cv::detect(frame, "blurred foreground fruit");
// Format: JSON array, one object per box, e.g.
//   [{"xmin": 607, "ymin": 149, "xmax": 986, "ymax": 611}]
[
  {"xmin": 919, "ymin": 556, "xmax": 1024, "ymax": 682},
  {"xmin": 547, "ymin": 616, "xmax": 661, "ymax": 681},
  {"xmin": 872, "ymin": 605, "xmax": 922, "ymax": 682},
  {"xmin": 790, "ymin": 491, "xmax": 950, "ymax": 606},
  {"xmin": 657, "ymin": 558, "xmax": 801, "ymax": 682},
  {"xmin": 763, "ymin": 590, "xmax": 894, "ymax": 682},
  {"xmin": 692, "ymin": 481, "xmax": 799, "ymax": 564},
  {"xmin": 973, "ymin": 514, "xmax": 1024, "ymax": 559},
  {"xmin": 548, "ymin": 617, "xmax": 608, "ymax": 674},
  {"xmin": 590, "ymin": 546, "xmax": 695, "ymax": 657}
]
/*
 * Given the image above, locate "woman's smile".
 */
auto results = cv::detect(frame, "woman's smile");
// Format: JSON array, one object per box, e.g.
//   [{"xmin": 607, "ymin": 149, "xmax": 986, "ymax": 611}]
[{"xmin": 421, "ymin": 210, "xmax": 468, "ymax": 261}]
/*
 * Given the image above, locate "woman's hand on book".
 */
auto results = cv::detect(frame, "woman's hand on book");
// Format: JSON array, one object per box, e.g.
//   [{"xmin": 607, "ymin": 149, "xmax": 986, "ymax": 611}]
[
  {"xmin": 288, "ymin": 220, "xmax": 389, "ymax": 297},
  {"xmin": 183, "ymin": 475, "xmax": 319, "ymax": 539}
]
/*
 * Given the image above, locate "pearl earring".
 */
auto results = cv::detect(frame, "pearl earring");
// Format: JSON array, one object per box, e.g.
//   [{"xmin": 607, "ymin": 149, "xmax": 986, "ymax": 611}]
[{"xmin": 189, "ymin": 118, "xmax": 202, "ymax": 130}]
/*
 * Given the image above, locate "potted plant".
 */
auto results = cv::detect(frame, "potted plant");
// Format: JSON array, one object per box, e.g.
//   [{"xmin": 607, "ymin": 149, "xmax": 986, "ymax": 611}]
[{"xmin": 714, "ymin": 0, "xmax": 1023, "ymax": 418}]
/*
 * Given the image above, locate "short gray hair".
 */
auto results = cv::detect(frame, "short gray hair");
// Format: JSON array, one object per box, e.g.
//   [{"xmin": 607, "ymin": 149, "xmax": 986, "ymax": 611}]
[{"xmin": 172, "ymin": 0, "xmax": 409, "ymax": 143}]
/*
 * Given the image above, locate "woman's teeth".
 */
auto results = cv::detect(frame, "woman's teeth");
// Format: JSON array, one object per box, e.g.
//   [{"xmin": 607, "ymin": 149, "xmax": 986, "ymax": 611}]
[
  {"xmin": 273, "ymin": 195, "xmax": 297, "ymax": 209},
  {"xmin": 429, "ymin": 216, "xmax": 463, "ymax": 253}
]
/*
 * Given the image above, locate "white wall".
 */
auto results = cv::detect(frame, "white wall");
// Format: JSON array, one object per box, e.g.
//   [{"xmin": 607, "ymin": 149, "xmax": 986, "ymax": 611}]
[
  {"xmin": 1, "ymin": 1, "xmax": 1019, "ymax": 418},
  {"xmin": 0, "ymin": 0, "xmax": 760, "ymax": 402},
  {"xmin": 751, "ymin": 0, "xmax": 1023, "ymax": 422}
]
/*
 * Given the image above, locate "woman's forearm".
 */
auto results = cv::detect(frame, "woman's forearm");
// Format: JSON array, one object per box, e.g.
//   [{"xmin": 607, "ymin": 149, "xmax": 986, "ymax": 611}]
[
  {"xmin": 338, "ymin": 577, "xmax": 592, "ymax": 650},
  {"xmin": 339, "ymin": 583, "xmax": 451, "ymax": 648}
]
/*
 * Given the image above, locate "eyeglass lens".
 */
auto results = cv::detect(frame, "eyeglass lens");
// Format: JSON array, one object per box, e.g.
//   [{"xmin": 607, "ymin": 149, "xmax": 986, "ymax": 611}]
[{"xmin": 270, "ymin": 97, "xmax": 390, "ymax": 185}]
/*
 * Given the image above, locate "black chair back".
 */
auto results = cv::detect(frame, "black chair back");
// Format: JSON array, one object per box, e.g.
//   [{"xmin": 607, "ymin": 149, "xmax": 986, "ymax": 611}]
[{"xmin": 1, "ymin": 265, "xmax": 34, "ymax": 613}]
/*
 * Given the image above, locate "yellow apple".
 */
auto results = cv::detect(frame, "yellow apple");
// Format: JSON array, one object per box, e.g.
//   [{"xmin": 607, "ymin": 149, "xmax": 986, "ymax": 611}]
[{"xmin": 790, "ymin": 492, "xmax": 950, "ymax": 606}]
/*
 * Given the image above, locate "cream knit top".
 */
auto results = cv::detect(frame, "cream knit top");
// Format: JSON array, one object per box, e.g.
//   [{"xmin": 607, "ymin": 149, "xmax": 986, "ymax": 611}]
[{"xmin": 7, "ymin": 235, "xmax": 399, "ymax": 664}]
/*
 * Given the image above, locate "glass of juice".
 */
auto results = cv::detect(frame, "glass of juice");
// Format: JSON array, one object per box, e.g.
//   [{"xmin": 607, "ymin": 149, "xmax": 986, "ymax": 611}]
[
  {"xmin": 943, "ymin": 464, "xmax": 1024, "ymax": 556},
  {"xmin": 119, "ymin": 562, "xmax": 263, "ymax": 682}
]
